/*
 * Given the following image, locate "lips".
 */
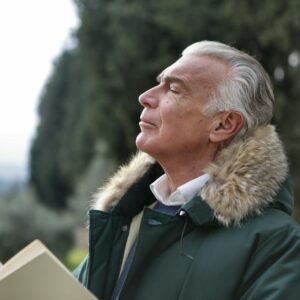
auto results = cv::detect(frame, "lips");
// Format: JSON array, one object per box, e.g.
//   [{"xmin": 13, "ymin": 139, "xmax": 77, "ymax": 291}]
[{"xmin": 139, "ymin": 118, "xmax": 156, "ymax": 128}]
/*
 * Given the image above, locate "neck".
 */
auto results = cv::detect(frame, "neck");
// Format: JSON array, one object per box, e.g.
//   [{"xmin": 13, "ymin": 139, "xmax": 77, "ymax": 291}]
[{"xmin": 156, "ymin": 146, "xmax": 218, "ymax": 192}]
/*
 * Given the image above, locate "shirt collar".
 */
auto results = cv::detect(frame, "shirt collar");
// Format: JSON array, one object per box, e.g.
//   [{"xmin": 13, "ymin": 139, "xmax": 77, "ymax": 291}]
[{"xmin": 150, "ymin": 173, "xmax": 210, "ymax": 206}]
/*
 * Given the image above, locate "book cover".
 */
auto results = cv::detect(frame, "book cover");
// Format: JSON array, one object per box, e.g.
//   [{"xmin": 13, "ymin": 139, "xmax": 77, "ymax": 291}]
[{"xmin": 0, "ymin": 240, "xmax": 97, "ymax": 300}]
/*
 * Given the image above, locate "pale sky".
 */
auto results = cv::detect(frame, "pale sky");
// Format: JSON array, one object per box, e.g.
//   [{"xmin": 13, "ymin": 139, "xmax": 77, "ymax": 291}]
[{"xmin": 0, "ymin": 0, "xmax": 79, "ymax": 169}]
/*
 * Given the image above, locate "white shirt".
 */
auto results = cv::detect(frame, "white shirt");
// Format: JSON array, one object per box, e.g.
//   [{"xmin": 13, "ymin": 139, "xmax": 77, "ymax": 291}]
[{"xmin": 150, "ymin": 173, "xmax": 210, "ymax": 206}]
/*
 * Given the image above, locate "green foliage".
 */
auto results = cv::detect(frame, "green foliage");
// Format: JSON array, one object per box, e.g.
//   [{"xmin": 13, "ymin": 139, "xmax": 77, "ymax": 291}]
[
  {"xmin": 0, "ymin": 187, "xmax": 74, "ymax": 262},
  {"xmin": 30, "ymin": 0, "xmax": 300, "ymax": 220},
  {"xmin": 30, "ymin": 51, "xmax": 76, "ymax": 208},
  {"xmin": 68, "ymin": 142, "xmax": 117, "ymax": 226},
  {"xmin": 64, "ymin": 248, "xmax": 87, "ymax": 271},
  {"xmin": 30, "ymin": 51, "xmax": 101, "ymax": 208}
]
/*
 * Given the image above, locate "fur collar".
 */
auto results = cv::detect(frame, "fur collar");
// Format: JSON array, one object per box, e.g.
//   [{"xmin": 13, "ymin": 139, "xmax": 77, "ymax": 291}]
[{"xmin": 93, "ymin": 125, "xmax": 288, "ymax": 226}]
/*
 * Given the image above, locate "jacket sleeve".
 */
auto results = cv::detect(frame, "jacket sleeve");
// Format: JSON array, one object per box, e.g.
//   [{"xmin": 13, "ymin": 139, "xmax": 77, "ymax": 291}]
[
  {"xmin": 235, "ymin": 223, "xmax": 300, "ymax": 300},
  {"xmin": 73, "ymin": 255, "xmax": 90, "ymax": 286}
]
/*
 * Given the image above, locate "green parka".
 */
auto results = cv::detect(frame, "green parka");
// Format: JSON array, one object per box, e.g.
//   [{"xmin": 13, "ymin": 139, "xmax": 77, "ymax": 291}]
[{"xmin": 74, "ymin": 125, "xmax": 300, "ymax": 300}]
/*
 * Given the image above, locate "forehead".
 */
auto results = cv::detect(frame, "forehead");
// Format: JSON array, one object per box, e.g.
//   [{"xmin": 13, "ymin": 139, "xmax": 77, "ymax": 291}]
[{"xmin": 160, "ymin": 55, "xmax": 229, "ymax": 88}]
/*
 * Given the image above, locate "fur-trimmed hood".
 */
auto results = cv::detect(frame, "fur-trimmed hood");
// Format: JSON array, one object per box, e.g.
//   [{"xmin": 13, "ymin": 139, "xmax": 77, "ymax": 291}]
[{"xmin": 93, "ymin": 125, "xmax": 290, "ymax": 226}]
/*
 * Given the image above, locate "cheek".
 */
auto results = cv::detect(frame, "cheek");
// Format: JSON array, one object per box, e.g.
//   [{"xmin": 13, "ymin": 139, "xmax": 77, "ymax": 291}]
[{"xmin": 161, "ymin": 100, "xmax": 187, "ymax": 122}]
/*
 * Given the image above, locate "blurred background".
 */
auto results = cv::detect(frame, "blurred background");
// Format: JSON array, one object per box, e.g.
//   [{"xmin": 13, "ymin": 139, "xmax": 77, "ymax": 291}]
[{"xmin": 1, "ymin": 0, "xmax": 300, "ymax": 270}]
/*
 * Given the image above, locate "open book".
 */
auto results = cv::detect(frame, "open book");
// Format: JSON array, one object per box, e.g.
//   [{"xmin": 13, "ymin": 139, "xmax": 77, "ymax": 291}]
[{"xmin": 0, "ymin": 240, "xmax": 97, "ymax": 300}]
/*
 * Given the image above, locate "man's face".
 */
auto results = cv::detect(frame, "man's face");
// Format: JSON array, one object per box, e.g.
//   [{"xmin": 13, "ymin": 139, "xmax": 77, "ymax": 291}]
[{"xmin": 136, "ymin": 55, "xmax": 228, "ymax": 161}]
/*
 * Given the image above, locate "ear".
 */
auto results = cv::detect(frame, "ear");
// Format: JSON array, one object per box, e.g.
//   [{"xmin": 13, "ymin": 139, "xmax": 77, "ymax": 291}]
[{"xmin": 209, "ymin": 111, "xmax": 245, "ymax": 143}]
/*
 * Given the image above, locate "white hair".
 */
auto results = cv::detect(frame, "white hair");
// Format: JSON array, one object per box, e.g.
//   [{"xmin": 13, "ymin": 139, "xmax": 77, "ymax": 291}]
[{"xmin": 182, "ymin": 41, "xmax": 275, "ymax": 139}]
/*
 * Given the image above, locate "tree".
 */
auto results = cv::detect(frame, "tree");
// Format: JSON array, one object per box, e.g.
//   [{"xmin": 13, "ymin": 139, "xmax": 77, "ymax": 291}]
[
  {"xmin": 30, "ymin": 0, "xmax": 300, "ymax": 217},
  {"xmin": 0, "ymin": 187, "xmax": 74, "ymax": 262}
]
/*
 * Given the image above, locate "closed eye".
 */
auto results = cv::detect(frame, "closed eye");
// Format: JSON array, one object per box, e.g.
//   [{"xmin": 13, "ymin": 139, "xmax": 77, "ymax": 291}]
[
  {"xmin": 157, "ymin": 73, "xmax": 187, "ymax": 95},
  {"xmin": 170, "ymin": 88, "xmax": 180, "ymax": 94},
  {"xmin": 169, "ymin": 84, "xmax": 181, "ymax": 94}
]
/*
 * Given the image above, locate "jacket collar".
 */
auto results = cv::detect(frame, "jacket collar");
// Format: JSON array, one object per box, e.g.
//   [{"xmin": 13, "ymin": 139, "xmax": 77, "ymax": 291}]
[{"xmin": 93, "ymin": 125, "xmax": 288, "ymax": 226}]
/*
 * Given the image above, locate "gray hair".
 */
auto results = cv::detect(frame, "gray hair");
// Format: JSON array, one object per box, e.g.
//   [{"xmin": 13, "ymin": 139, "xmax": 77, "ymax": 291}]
[{"xmin": 182, "ymin": 41, "xmax": 275, "ymax": 140}]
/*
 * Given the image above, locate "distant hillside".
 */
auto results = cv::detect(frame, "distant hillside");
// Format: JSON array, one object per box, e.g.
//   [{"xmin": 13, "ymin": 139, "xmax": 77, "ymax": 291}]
[{"xmin": 0, "ymin": 164, "xmax": 27, "ymax": 194}]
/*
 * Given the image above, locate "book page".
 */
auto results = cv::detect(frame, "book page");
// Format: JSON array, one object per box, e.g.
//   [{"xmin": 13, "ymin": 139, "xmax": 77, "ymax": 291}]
[
  {"xmin": 0, "ymin": 240, "xmax": 97, "ymax": 300},
  {"xmin": 0, "ymin": 240, "xmax": 45, "ymax": 280}
]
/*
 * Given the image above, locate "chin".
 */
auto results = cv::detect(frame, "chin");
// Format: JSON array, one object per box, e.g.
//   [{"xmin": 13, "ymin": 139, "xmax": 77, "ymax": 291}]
[
  {"xmin": 136, "ymin": 133, "xmax": 145, "ymax": 149},
  {"xmin": 136, "ymin": 133, "xmax": 157, "ymax": 156},
  {"xmin": 136, "ymin": 134, "xmax": 148, "ymax": 152}
]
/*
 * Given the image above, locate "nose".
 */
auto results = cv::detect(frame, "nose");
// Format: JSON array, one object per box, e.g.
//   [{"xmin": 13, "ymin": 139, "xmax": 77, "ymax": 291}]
[{"xmin": 138, "ymin": 86, "xmax": 159, "ymax": 108}]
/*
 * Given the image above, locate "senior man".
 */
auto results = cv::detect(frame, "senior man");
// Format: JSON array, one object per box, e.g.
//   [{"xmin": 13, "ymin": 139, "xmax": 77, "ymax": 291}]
[{"xmin": 74, "ymin": 41, "xmax": 300, "ymax": 300}]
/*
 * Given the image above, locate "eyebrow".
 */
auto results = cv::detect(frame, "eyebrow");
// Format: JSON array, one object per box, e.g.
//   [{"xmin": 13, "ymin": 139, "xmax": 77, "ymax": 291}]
[{"xmin": 156, "ymin": 72, "xmax": 187, "ymax": 88}]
